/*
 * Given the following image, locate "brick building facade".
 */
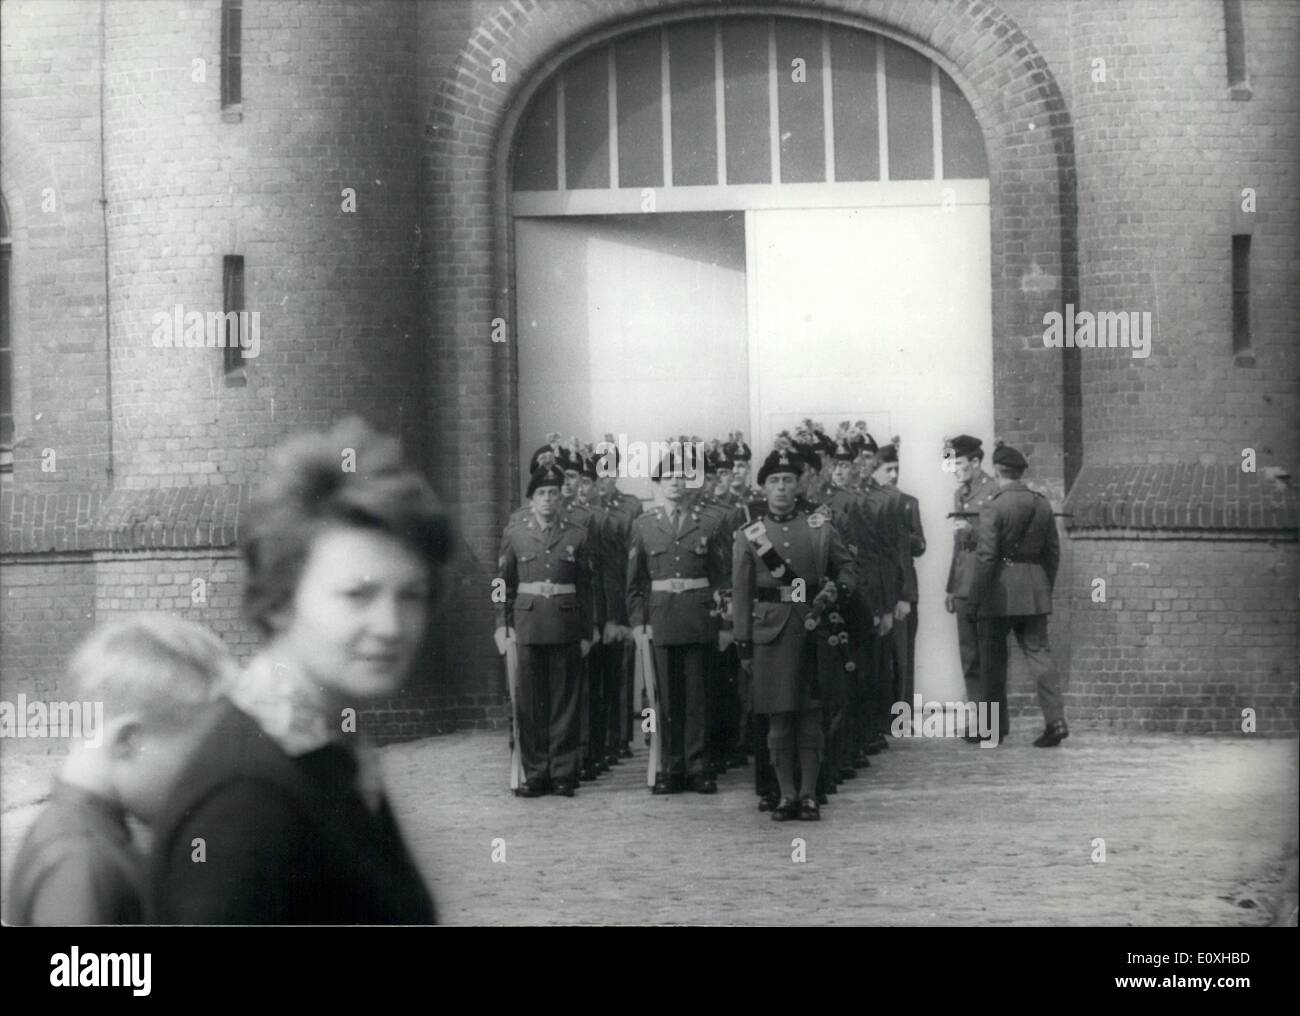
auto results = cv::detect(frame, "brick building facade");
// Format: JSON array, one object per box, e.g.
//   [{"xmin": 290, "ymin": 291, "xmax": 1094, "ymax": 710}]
[{"xmin": 1, "ymin": 0, "xmax": 1296, "ymax": 740}]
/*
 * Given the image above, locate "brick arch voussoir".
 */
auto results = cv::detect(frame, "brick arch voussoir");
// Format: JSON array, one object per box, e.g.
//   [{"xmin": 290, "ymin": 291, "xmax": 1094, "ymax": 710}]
[{"xmin": 0, "ymin": 120, "xmax": 64, "ymax": 242}]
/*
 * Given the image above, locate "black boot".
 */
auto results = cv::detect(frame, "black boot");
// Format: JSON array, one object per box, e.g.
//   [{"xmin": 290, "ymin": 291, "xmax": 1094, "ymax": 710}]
[{"xmin": 1033, "ymin": 719, "xmax": 1069, "ymax": 747}]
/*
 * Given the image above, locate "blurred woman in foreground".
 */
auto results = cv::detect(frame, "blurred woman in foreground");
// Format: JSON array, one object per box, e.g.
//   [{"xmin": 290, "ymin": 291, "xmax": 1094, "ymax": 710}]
[{"xmin": 148, "ymin": 417, "xmax": 450, "ymax": 924}]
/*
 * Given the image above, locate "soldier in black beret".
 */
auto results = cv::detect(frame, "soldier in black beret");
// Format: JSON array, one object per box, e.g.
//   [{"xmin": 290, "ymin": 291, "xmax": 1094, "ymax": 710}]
[
  {"xmin": 874, "ymin": 440, "xmax": 925, "ymax": 726},
  {"xmin": 722, "ymin": 432, "xmax": 757, "ymax": 505},
  {"xmin": 966, "ymin": 444, "xmax": 1068, "ymax": 746},
  {"xmin": 591, "ymin": 436, "xmax": 643, "ymax": 767},
  {"xmin": 732, "ymin": 446, "xmax": 857, "ymax": 820},
  {"xmin": 627, "ymin": 441, "xmax": 728, "ymax": 793},
  {"xmin": 944, "ymin": 433, "xmax": 1000, "ymax": 738},
  {"xmin": 855, "ymin": 428, "xmax": 909, "ymax": 759},
  {"xmin": 495, "ymin": 463, "xmax": 596, "ymax": 796}
]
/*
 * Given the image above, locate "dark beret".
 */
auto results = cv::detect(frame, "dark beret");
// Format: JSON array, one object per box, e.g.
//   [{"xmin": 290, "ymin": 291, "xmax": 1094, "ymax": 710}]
[
  {"xmin": 992, "ymin": 444, "xmax": 1028, "ymax": 471},
  {"xmin": 526, "ymin": 463, "xmax": 566, "ymax": 497},
  {"xmin": 757, "ymin": 447, "xmax": 804, "ymax": 486},
  {"xmin": 948, "ymin": 434, "xmax": 983, "ymax": 459}
]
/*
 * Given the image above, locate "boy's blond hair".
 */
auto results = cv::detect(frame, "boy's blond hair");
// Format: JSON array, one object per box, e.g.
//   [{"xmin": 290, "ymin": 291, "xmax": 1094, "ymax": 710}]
[{"xmin": 68, "ymin": 615, "xmax": 234, "ymax": 731}]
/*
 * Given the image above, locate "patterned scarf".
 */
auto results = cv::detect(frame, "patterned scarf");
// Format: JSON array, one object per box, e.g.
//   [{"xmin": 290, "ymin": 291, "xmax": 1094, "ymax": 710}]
[{"xmin": 229, "ymin": 652, "xmax": 384, "ymax": 812}]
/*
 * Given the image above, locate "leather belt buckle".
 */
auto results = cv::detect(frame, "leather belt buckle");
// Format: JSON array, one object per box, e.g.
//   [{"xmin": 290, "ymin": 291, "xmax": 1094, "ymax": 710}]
[
  {"xmin": 669, "ymin": 578, "xmax": 685, "ymax": 593},
  {"xmin": 538, "ymin": 581, "xmax": 555, "ymax": 597}
]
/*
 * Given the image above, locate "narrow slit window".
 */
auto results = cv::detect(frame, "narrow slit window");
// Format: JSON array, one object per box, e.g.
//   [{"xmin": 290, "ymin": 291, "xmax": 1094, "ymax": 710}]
[
  {"xmin": 221, "ymin": 0, "xmax": 243, "ymax": 108},
  {"xmin": 1224, "ymin": 0, "xmax": 1250, "ymax": 97},
  {"xmin": 1231, "ymin": 235, "xmax": 1251, "ymax": 356},
  {"xmin": 222, "ymin": 255, "xmax": 245, "ymax": 376}
]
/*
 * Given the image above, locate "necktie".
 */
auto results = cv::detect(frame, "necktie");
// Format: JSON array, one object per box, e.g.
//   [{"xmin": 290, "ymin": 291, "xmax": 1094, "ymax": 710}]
[{"xmin": 670, "ymin": 509, "xmax": 682, "ymax": 534}]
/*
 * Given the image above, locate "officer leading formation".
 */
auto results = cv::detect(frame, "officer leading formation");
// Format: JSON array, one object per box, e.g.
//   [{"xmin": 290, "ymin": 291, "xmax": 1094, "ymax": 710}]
[{"xmin": 493, "ymin": 424, "xmax": 1069, "ymax": 819}]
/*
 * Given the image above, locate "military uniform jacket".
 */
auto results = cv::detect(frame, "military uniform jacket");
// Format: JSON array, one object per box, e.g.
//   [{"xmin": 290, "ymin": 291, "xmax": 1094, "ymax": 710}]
[
  {"xmin": 968, "ymin": 481, "xmax": 1059, "ymax": 617},
  {"xmin": 858, "ymin": 481, "xmax": 909, "ymax": 615},
  {"xmin": 945, "ymin": 470, "xmax": 999, "ymax": 598},
  {"xmin": 496, "ymin": 513, "xmax": 594, "ymax": 645},
  {"xmin": 731, "ymin": 506, "xmax": 856, "ymax": 676},
  {"xmin": 562, "ymin": 498, "xmax": 608, "ymax": 630},
  {"xmin": 814, "ymin": 484, "xmax": 880, "ymax": 621},
  {"xmin": 599, "ymin": 490, "xmax": 643, "ymax": 627},
  {"xmin": 626, "ymin": 504, "xmax": 727, "ymax": 645},
  {"xmin": 898, "ymin": 489, "xmax": 926, "ymax": 604}
]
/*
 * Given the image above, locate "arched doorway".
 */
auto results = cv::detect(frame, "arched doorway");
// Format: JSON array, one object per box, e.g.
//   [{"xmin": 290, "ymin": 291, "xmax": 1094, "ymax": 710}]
[{"xmin": 508, "ymin": 14, "xmax": 992, "ymax": 702}]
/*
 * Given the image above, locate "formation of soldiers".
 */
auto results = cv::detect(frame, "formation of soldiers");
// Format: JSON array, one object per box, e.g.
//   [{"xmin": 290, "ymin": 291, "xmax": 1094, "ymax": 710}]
[{"xmin": 494, "ymin": 421, "xmax": 1067, "ymax": 820}]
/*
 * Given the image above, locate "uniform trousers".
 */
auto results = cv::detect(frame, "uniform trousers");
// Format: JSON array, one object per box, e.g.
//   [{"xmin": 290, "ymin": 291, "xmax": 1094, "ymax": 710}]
[
  {"xmin": 977, "ymin": 614, "xmax": 1063, "ymax": 729},
  {"xmin": 653, "ymin": 643, "xmax": 709, "ymax": 779},
  {"xmin": 703, "ymin": 643, "xmax": 723, "ymax": 772},
  {"xmin": 953, "ymin": 595, "xmax": 981, "ymax": 704},
  {"xmin": 890, "ymin": 605, "xmax": 918, "ymax": 709},
  {"xmin": 516, "ymin": 643, "xmax": 582, "ymax": 786},
  {"xmin": 604, "ymin": 640, "xmax": 633, "ymax": 754},
  {"xmin": 718, "ymin": 643, "xmax": 746, "ymax": 759},
  {"xmin": 585, "ymin": 642, "xmax": 612, "ymax": 764},
  {"xmin": 869, "ymin": 628, "xmax": 897, "ymax": 739}
]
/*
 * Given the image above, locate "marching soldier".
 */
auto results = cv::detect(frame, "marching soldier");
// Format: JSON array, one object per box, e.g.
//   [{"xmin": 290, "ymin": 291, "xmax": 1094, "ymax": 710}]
[
  {"xmin": 495, "ymin": 463, "xmax": 596, "ymax": 797},
  {"xmin": 966, "ymin": 444, "xmax": 1067, "ymax": 747},
  {"xmin": 627, "ymin": 442, "xmax": 727, "ymax": 793},
  {"xmin": 944, "ymin": 434, "xmax": 1000, "ymax": 738},
  {"xmin": 874, "ymin": 441, "xmax": 925, "ymax": 715},
  {"xmin": 593, "ymin": 437, "xmax": 643, "ymax": 765},
  {"xmin": 733, "ymin": 445, "xmax": 856, "ymax": 821}
]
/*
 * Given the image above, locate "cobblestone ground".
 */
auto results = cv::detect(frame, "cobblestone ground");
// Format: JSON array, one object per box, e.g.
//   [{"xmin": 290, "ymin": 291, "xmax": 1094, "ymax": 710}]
[{"xmin": 3, "ymin": 729, "xmax": 1296, "ymax": 926}]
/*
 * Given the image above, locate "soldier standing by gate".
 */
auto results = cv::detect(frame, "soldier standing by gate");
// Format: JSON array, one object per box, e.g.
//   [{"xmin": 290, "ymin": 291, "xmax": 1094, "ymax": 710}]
[
  {"xmin": 944, "ymin": 434, "xmax": 999, "ymax": 740},
  {"xmin": 966, "ymin": 444, "xmax": 1068, "ymax": 747},
  {"xmin": 874, "ymin": 441, "xmax": 925, "ymax": 718},
  {"xmin": 627, "ymin": 442, "xmax": 727, "ymax": 794},
  {"xmin": 732, "ymin": 446, "xmax": 856, "ymax": 821},
  {"xmin": 495, "ymin": 463, "xmax": 595, "ymax": 797},
  {"xmin": 594, "ymin": 437, "xmax": 642, "ymax": 765}
]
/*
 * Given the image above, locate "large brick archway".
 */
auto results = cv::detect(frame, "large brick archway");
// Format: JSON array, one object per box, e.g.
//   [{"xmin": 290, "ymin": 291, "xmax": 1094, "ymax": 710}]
[{"xmin": 421, "ymin": 0, "xmax": 1079, "ymax": 695}]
